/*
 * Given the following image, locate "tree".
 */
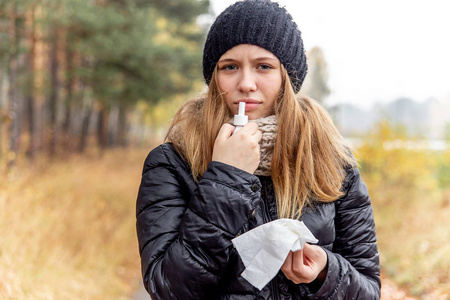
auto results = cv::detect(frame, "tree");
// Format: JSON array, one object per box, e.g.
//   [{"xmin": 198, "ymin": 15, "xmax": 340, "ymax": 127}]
[
  {"xmin": 301, "ymin": 46, "xmax": 330, "ymax": 104},
  {"xmin": 0, "ymin": 0, "xmax": 211, "ymax": 164},
  {"xmin": 64, "ymin": 0, "xmax": 210, "ymax": 149}
]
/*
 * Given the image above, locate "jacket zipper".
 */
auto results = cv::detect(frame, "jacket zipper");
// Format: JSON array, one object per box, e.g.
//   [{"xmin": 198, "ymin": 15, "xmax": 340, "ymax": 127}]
[{"xmin": 261, "ymin": 178, "xmax": 280, "ymax": 300}]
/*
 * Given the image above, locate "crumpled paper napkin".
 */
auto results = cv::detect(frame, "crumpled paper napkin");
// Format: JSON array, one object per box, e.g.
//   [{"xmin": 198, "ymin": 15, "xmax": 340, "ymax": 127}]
[{"xmin": 231, "ymin": 218, "xmax": 318, "ymax": 290}]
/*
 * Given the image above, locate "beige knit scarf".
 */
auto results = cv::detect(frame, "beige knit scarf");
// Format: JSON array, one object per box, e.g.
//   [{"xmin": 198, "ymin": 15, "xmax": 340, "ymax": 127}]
[
  {"xmin": 248, "ymin": 115, "xmax": 277, "ymax": 176},
  {"xmin": 167, "ymin": 111, "xmax": 277, "ymax": 176}
]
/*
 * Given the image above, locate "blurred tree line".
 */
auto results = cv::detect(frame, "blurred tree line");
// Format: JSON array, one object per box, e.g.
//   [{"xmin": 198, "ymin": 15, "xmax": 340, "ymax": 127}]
[
  {"xmin": 0, "ymin": 0, "xmax": 333, "ymax": 171},
  {"xmin": 0, "ymin": 0, "xmax": 210, "ymax": 168},
  {"xmin": 301, "ymin": 46, "xmax": 330, "ymax": 104}
]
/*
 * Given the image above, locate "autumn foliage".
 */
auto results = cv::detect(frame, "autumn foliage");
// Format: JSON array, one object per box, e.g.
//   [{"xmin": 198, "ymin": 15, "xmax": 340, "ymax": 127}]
[{"xmin": 356, "ymin": 120, "xmax": 450, "ymax": 297}]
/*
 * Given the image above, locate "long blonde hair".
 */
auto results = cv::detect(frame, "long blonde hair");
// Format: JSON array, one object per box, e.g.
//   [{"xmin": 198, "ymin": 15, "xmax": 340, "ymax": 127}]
[{"xmin": 166, "ymin": 65, "xmax": 355, "ymax": 218}]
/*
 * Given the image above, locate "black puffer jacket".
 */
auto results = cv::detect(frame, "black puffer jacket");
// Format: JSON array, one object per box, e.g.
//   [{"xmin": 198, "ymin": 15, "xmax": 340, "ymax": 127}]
[{"xmin": 136, "ymin": 143, "xmax": 381, "ymax": 299}]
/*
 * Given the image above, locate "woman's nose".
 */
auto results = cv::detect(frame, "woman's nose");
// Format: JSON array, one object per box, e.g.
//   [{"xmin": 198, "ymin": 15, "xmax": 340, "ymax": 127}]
[{"xmin": 237, "ymin": 69, "xmax": 257, "ymax": 93}]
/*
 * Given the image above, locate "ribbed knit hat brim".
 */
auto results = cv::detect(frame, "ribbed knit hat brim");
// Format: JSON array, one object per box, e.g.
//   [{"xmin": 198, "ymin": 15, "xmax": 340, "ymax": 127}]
[{"xmin": 202, "ymin": 0, "xmax": 307, "ymax": 93}]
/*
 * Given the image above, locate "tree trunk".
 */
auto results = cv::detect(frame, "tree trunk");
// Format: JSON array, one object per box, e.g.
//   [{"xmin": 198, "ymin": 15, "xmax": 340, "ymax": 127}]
[
  {"xmin": 0, "ymin": 71, "xmax": 4, "ymax": 159},
  {"xmin": 7, "ymin": 58, "xmax": 20, "ymax": 170},
  {"xmin": 78, "ymin": 97, "xmax": 92, "ymax": 153},
  {"xmin": 25, "ymin": 8, "xmax": 37, "ymax": 160},
  {"xmin": 77, "ymin": 56, "xmax": 91, "ymax": 153},
  {"xmin": 117, "ymin": 103, "xmax": 128, "ymax": 147},
  {"xmin": 0, "ymin": 18, "xmax": 3, "ymax": 159},
  {"xmin": 7, "ymin": 8, "xmax": 21, "ymax": 170},
  {"xmin": 48, "ymin": 28, "xmax": 60, "ymax": 157},
  {"xmin": 25, "ymin": 87, "xmax": 35, "ymax": 159},
  {"xmin": 0, "ymin": 18, "xmax": 6, "ymax": 159},
  {"xmin": 97, "ymin": 105, "xmax": 109, "ymax": 151},
  {"xmin": 61, "ymin": 39, "xmax": 74, "ymax": 153},
  {"xmin": 32, "ymin": 5, "xmax": 46, "ymax": 156}
]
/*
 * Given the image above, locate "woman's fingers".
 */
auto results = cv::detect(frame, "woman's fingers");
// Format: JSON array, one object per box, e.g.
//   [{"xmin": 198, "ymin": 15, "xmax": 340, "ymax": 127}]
[
  {"xmin": 239, "ymin": 121, "xmax": 259, "ymax": 135},
  {"xmin": 215, "ymin": 123, "xmax": 235, "ymax": 142},
  {"xmin": 291, "ymin": 250, "xmax": 304, "ymax": 275},
  {"xmin": 212, "ymin": 122, "xmax": 262, "ymax": 173},
  {"xmin": 281, "ymin": 244, "xmax": 328, "ymax": 284},
  {"xmin": 282, "ymin": 250, "xmax": 308, "ymax": 284},
  {"xmin": 281, "ymin": 251, "xmax": 293, "ymax": 272}
]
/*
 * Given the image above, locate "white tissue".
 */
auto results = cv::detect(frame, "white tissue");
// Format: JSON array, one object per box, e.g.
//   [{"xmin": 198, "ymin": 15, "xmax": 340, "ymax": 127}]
[{"xmin": 231, "ymin": 218, "xmax": 318, "ymax": 290}]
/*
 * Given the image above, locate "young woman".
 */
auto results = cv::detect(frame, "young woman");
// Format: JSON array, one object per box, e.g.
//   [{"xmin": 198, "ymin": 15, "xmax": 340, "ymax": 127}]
[{"xmin": 136, "ymin": 1, "xmax": 380, "ymax": 299}]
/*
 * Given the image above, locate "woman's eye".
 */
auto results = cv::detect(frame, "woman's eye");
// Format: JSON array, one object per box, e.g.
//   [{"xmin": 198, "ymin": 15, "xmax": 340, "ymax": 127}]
[
  {"xmin": 222, "ymin": 65, "xmax": 237, "ymax": 71},
  {"xmin": 258, "ymin": 64, "xmax": 272, "ymax": 70}
]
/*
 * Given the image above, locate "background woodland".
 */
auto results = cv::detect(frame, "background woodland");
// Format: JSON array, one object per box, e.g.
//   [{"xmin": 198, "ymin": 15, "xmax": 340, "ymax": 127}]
[{"xmin": 1, "ymin": 1, "xmax": 449, "ymax": 299}]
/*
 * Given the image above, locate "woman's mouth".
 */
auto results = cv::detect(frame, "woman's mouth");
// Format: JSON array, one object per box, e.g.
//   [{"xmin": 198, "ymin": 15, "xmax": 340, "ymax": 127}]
[{"xmin": 235, "ymin": 100, "xmax": 261, "ymax": 112}]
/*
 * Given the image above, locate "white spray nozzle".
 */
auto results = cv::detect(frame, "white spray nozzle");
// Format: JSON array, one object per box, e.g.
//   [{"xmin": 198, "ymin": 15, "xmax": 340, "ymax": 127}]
[
  {"xmin": 233, "ymin": 102, "xmax": 248, "ymax": 134},
  {"xmin": 238, "ymin": 101, "xmax": 245, "ymax": 115}
]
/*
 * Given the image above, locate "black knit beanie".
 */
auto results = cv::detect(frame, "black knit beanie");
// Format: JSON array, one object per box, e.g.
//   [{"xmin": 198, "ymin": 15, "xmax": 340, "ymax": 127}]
[{"xmin": 202, "ymin": 0, "xmax": 307, "ymax": 93}]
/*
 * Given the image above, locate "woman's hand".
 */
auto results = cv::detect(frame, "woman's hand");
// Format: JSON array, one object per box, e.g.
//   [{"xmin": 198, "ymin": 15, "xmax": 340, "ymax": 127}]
[
  {"xmin": 212, "ymin": 122, "xmax": 262, "ymax": 174},
  {"xmin": 281, "ymin": 243, "xmax": 328, "ymax": 285}
]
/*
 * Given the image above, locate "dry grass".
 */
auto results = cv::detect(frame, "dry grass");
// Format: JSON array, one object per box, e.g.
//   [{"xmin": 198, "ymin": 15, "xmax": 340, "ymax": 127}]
[
  {"xmin": 373, "ymin": 185, "xmax": 450, "ymax": 299},
  {"xmin": 355, "ymin": 123, "xmax": 450, "ymax": 298},
  {"xmin": 0, "ymin": 147, "xmax": 153, "ymax": 299},
  {"xmin": 1, "ymin": 127, "xmax": 449, "ymax": 299}
]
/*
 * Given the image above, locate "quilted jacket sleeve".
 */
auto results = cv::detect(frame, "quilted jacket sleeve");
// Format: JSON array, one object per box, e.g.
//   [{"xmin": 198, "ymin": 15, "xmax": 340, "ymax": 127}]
[
  {"xmin": 308, "ymin": 166, "xmax": 381, "ymax": 300},
  {"xmin": 136, "ymin": 144, "xmax": 262, "ymax": 300}
]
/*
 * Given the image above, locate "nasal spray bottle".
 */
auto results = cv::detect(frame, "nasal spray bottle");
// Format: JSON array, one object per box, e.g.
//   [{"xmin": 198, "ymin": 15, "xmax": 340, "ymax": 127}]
[{"xmin": 233, "ymin": 102, "xmax": 248, "ymax": 134}]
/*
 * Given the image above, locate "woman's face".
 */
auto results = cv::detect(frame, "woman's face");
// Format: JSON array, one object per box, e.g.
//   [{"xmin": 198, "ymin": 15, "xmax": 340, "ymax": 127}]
[{"xmin": 217, "ymin": 44, "xmax": 282, "ymax": 120}]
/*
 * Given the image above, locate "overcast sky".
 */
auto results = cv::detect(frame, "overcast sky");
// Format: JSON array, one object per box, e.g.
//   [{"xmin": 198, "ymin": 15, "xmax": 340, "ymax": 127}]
[{"xmin": 209, "ymin": 0, "xmax": 450, "ymax": 108}]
